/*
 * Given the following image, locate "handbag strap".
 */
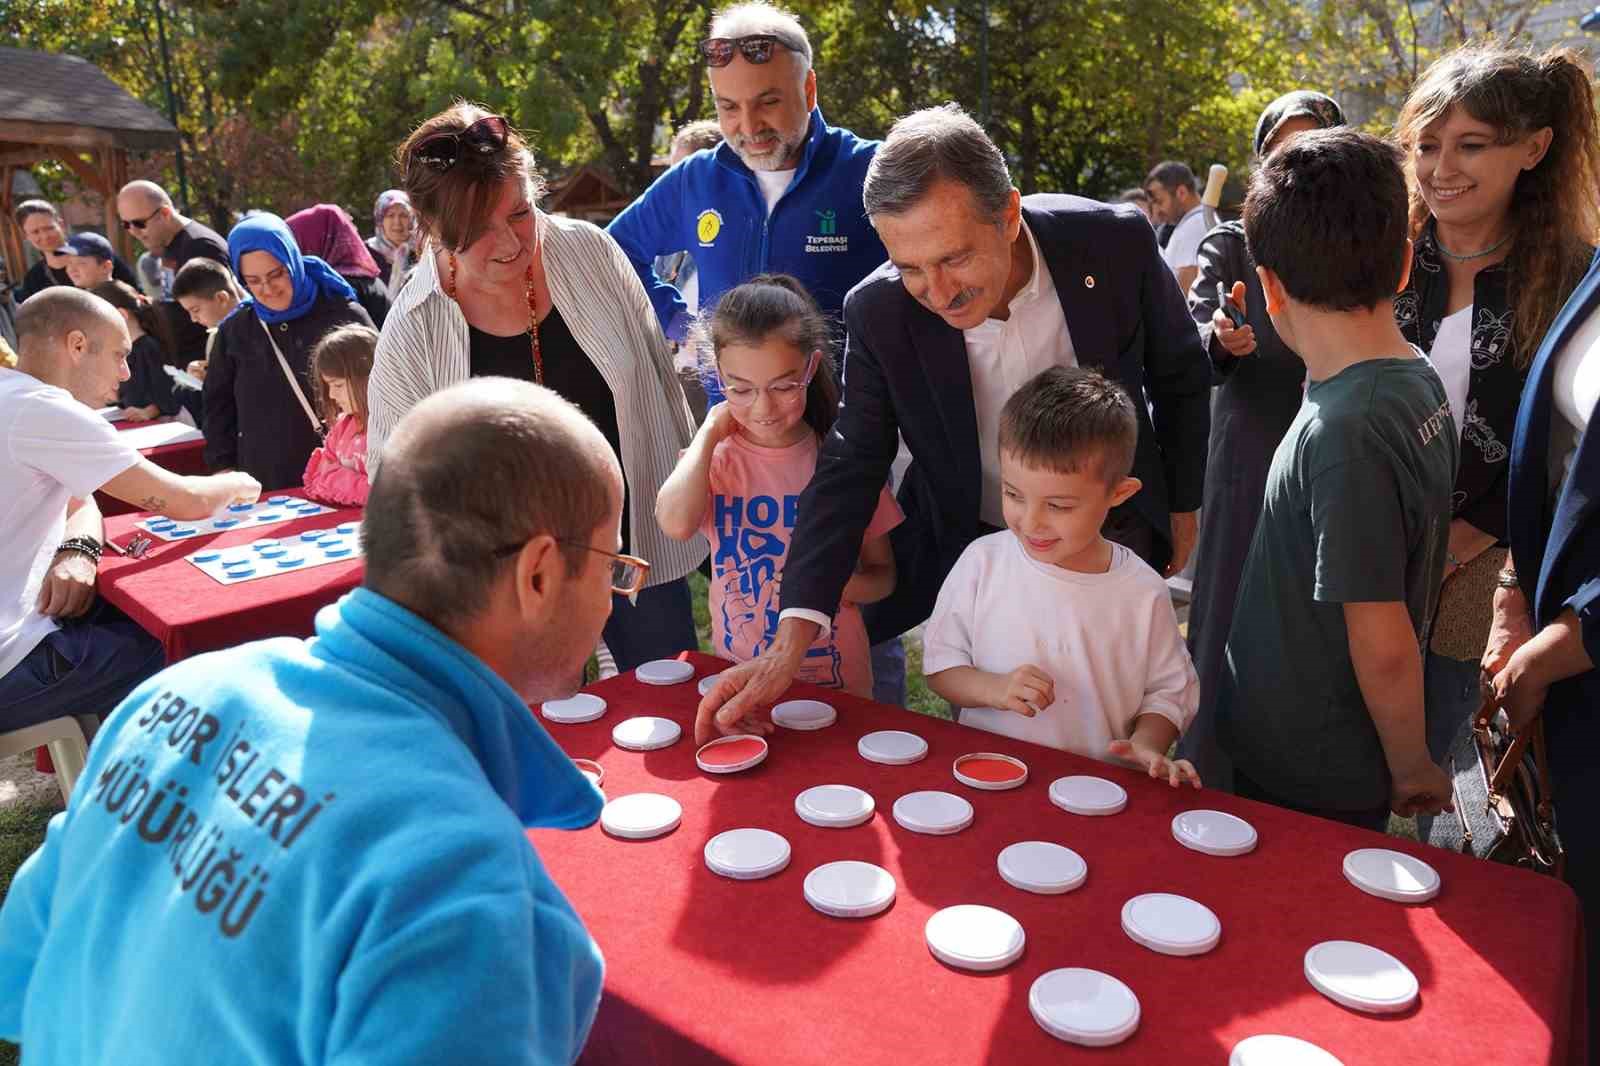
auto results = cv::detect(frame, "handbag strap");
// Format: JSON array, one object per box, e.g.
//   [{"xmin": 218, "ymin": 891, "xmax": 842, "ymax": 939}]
[
  {"xmin": 258, "ymin": 317, "xmax": 323, "ymax": 434},
  {"xmin": 1476, "ymin": 694, "xmax": 1554, "ymax": 814}
]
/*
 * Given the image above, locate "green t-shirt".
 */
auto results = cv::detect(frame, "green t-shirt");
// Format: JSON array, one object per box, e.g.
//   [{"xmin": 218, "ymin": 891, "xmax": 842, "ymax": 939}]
[{"xmin": 1218, "ymin": 355, "xmax": 1457, "ymax": 811}]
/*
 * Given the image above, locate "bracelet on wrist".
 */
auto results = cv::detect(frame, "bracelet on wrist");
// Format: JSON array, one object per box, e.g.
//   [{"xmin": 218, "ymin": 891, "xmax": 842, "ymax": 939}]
[
  {"xmin": 55, "ymin": 536, "xmax": 103, "ymax": 564},
  {"xmin": 1496, "ymin": 567, "xmax": 1520, "ymax": 591}
]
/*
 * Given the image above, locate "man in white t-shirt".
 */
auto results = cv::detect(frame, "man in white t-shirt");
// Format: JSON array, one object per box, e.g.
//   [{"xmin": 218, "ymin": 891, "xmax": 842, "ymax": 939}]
[
  {"xmin": 0, "ymin": 288, "xmax": 261, "ymax": 732},
  {"xmin": 1145, "ymin": 161, "xmax": 1207, "ymax": 296}
]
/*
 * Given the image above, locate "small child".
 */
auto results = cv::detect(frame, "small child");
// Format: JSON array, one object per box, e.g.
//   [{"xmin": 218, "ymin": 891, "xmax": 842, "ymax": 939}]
[
  {"xmin": 171, "ymin": 258, "xmax": 245, "ymax": 381},
  {"xmin": 301, "ymin": 325, "xmax": 375, "ymax": 507},
  {"xmin": 923, "ymin": 366, "xmax": 1201, "ymax": 786},
  {"xmin": 657, "ymin": 274, "xmax": 901, "ymax": 698},
  {"xmin": 1217, "ymin": 128, "xmax": 1456, "ymax": 829},
  {"xmin": 89, "ymin": 280, "xmax": 202, "ymax": 425}
]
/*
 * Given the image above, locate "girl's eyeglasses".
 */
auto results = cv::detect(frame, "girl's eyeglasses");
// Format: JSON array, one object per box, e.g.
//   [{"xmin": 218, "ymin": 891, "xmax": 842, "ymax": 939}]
[
  {"xmin": 493, "ymin": 537, "xmax": 650, "ymax": 597},
  {"xmin": 718, "ymin": 349, "xmax": 819, "ymax": 408},
  {"xmin": 411, "ymin": 116, "xmax": 511, "ymax": 172}
]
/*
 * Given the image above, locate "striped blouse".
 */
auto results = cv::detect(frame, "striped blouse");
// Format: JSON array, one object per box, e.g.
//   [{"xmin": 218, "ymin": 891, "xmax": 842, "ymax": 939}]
[{"xmin": 367, "ymin": 213, "xmax": 707, "ymax": 587}]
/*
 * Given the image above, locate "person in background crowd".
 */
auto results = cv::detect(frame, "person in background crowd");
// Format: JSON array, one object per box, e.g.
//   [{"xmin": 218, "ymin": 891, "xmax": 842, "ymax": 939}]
[
  {"xmin": 697, "ymin": 104, "xmax": 1210, "ymax": 741},
  {"xmin": 0, "ymin": 378, "xmax": 612, "ymax": 1065},
  {"xmin": 89, "ymin": 280, "xmax": 201, "ymax": 425},
  {"xmin": 1115, "ymin": 187, "xmax": 1155, "ymax": 226},
  {"xmin": 1145, "ymin": 160, "xmax": 1206, "ymax": 294},
  {"xmin": 172, "ymin": 258, "xmax": 247, "ymax": 382},
  {"xmin": 288, "ymin": 203, "xmax": 393, "ymax": 328},
  {"xmin": 13, "ymin": 200, "xmax": 138, "ymax": 302},
  {"xmin": 607, "ymin": 1, "xmax": 888, "ymax": 395},
  {"xmin": 366, "ymin": 189, "xmax": 422, "ymax": 301},
  {"xmin": 0, "ymin": 287, "xmax": 257, "ymax": 738},
  {"xmin": 1179, "ymin": 89, "xmax": 1346, "ymax": 789},
  {"xmin": 135, "ymin": 251, "xmax": 169, "ymax": 300},
  {"xmin": 115, "ymin": 180, "xmax": 229, "ymax": 274},
  {"xmin": 369, "ymin": 102, "xmax": 704, "ymax": 674},
  {"xmin": 60, "ymin": 232, "xmax": 121, "ymax": 290},
  {"xmin": 1392, "ymin": 44, "xmax": 1600, "ymax": 811},
  {"xmin": 652, "ymin": 120, "xmax": 727, "ymax": 323},
  {"xmin": 204, "ymin": 212, "xmax": 373, "ymax": 490},
  {"xmin": 302, "ymin": 324, "xmax": 376, "ymax": 507},
  {"xmin": 1217, "ymin": 128, "xmax": 1456, "ymax": 830}
]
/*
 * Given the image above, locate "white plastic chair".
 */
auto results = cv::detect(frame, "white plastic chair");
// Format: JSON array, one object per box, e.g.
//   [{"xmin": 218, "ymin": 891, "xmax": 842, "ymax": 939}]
[{"xmin": 0, "ymin": 715, "xmax": 98, "ymax": 805}]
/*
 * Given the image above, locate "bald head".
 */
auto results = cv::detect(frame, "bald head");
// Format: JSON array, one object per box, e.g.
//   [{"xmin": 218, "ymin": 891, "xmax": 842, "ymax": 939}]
[
  {"xmin": 13, "ymin": 287, "xmax": 131, "ymax": 406},
  {"xmin": 117, "ymin": 180, "xmax": 181, "ymax": 249},
  {"xmin": 117, "ymin": 180, "xmax": 172, "ymax": 213},
  {"xmin": 363, "ymin": 378, "xmax": 623, "ymax": 630},
  {"xmin": 15, "ymin": 287, "xmax": 123, "ymax": 361}
]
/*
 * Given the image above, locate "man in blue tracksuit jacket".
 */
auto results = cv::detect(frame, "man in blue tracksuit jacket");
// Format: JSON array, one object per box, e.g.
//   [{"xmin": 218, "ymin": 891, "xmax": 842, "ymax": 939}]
[
  {"xmin": 0, "ymin": 379, "xmax": 627, "ymax": 1065},
  {"xmin": 606, "ymin": 3, "xmax": 887, "ymax": 393}
]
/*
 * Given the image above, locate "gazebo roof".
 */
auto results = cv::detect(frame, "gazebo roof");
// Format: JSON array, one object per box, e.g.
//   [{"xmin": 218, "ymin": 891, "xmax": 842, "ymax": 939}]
[{"xmin": 0, "ymin": 47, "xmax": 180, "ymax": 154}]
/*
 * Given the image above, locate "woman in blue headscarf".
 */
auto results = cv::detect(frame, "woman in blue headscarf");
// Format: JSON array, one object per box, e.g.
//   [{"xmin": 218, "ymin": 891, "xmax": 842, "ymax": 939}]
[{"xmin": 201, "ymin": 212, "xmax": 374, "ymax": 490}]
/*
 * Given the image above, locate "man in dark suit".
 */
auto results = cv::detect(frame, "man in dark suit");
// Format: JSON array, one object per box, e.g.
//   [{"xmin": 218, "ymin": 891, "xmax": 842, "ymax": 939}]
[{"xmin": 698, "ymin": 104, "xmax": 1211, "ymax": 740}]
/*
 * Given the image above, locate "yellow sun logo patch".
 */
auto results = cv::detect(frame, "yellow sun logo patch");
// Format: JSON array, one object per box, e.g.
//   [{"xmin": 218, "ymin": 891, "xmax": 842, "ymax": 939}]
[{"xmin": 696, "ymin": 209, "xmax": 723, "ymax": 245}]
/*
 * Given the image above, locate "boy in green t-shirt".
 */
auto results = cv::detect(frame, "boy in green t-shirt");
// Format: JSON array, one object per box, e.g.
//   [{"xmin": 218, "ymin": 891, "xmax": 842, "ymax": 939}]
[{"xmin": 1216, "ymin": 129, "xmax": 1458, "ymax": 830}]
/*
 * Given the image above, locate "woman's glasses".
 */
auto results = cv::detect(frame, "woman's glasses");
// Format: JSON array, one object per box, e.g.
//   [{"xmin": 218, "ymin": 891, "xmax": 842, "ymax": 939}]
[
  {"xmin": 700, "ymin": 33, "xmax": 802, "ymax": 67},
  {"xmin": 411, "ymin": 116, "xmax": 511, "ymax": 172},
  {"xmin": 718, "ymin": 349, "xmax": 819, "ymax": 408}
]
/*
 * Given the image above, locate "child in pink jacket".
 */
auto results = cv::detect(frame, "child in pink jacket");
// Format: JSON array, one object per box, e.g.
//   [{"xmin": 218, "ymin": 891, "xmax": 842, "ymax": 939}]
[{"xmin": 302, "ymin": 325, "xmax": 375, "ymax": 507}]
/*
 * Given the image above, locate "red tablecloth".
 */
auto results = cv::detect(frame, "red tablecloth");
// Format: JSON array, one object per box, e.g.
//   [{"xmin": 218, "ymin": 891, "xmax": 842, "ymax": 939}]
[
  {"xmin": 97, "ymin": 417, "xmax": 210, "ymax": 517},
  {"xmin": 98, "ymin": 492, "xmax": 361, "ymax": 661},
  {"xmin": 532, "ymin": 652, "xmax": 1585, "ymax": 1066}
]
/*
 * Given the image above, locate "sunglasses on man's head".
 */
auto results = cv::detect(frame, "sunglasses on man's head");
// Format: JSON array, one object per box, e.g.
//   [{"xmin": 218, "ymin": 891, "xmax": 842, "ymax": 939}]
[
  {"xmin": 410, "ymin": 115, "xmax": 511, "ymax": 172},
  {"xmin": 700, "ymin": 34, "xmax": 801, "ymax": 67}
]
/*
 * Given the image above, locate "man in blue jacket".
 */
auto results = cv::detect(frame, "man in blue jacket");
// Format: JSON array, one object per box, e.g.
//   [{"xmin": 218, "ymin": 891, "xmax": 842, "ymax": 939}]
[
  {"xmin": 0, "ymin": 378, "xmax": 626, "ymax": 1065},
  {"xmin": 606, "ymin": 1, "xmax": 886, "ymax": 364}
]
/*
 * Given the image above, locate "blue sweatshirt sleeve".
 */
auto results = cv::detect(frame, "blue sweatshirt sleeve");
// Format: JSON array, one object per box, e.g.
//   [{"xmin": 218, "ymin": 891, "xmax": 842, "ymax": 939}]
[
  {"xmin": 0, "ymin": 812, "xmax": 68, "ymax": 1042},
  {"xmin": 606, "ymin": 169, "xmax": 691, "ymax": 340}
]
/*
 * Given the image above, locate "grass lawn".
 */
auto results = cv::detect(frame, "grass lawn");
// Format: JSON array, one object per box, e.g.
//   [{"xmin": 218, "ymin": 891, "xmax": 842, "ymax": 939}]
[{"xmin": 0, "ymin": 800, "xmax": 58, "ymax": 1066}]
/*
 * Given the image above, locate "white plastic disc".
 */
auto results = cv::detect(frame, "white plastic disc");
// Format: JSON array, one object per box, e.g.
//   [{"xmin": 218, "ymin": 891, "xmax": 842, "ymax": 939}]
[
  {"xmin": 1303, "ymin": 940, "xmax": 1419, "ymax": 1014},
  {"xmin": 997, "ymin": 841, "xmax": 1087, "ymax": 895},
  {"xmin": 771, "ymin": 699, "xmax": 837, "ymax": 730},
  {"xmin": 925, "ymin": 904, "xmax": 1026, "ymax": 972},
  {"xmin": 857, "ymin": 729, "xmax": 928, "ymax": 765},
  {"xmin": 541, "ymin": 693, "xmax": 607, "ymax": 724},
  {"xmin": 704, "ymin": 828, "xmax": 791, "ymax": 880},
  {"xmin": 1342, "ymin": 848, "xmax": 1441, "ymax": 904},
  {"xmin": 572, "ymin": 758, "xmax": 604, "ymax": 788},
  {"xmin": 1231, "ymin": 1035, "xmax": 1346, "ymax": 1066},
  {"xmin": 1172, "ymin": 809, "xmax": 1258, "ymax": 856},
  {"xmin": 1029, "ymin": 968, "xmax": 1141, "ymax": 1047},
  {"xmin": 600, "ymin": 793, "xmax": 682, "ymax": 840},
  {"xmin": 953, "ymin": 752, "xmax": 1028, "ymax": 790},
  {"xmin": 611, "ymin": 716, "xmax": 682, "ymax": 751},
  {"xmin": 697, "ymin": 673, "xmax": 721, "ymax": 697},
  {"xmin": 892, "ymin": 790, "xmax": 974, "ymax": 835},
  {"xmin": 636, "ymin": 659, "xmax": 695, "ymax": 686},
  {"xmin": 695, "ymin": 734, "xmax": 769, "ymax": 774},
  {"xmin": 1121, "ymin": 893, "xmax": 1221, "ymax": 956},
  {"xmin": 803, "ymin": 860, "xmax": 896, "ymax": 918},
  {"xmin": 794, "ymin": 784, "xmax": 875, "ymax": 828},
  {"xmin": 1049, "ymin": 775, "xmax": 1128, "ymax": 816}
]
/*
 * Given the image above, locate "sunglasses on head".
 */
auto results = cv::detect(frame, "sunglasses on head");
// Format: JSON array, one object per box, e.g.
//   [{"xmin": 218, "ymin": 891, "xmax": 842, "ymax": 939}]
[
  {"xmin": 411, "ymin": 115, "xmax": 511, "ymax": 172},
  {"xmin": 700, "ymin": 33, "xmax": 801, "ymax": 67}
]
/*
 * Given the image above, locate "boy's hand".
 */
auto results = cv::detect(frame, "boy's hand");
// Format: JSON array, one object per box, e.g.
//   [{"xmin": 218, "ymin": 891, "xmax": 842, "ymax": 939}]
[
  {"xmin": 1389, "ymin": 759, "xmax": 1454, "ymax": 817},
  {"xmin": 989, "ymin": 666, "xmax": 1054, "ymax": 717},
  {"xmin": 1108, "ymin": 738, "xmax": 1202, "ymax": 789}
]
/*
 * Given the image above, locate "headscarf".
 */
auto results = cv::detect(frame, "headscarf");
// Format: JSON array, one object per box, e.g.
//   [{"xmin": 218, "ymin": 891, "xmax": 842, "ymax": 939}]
[
  {"xmin": 227, "ymin": 212, "xmax": 358, "ymax": 326},
  {"xmin": 285, "ymin": 203, "xmax": 381, "ymax": 279},
  {"xmin": 1252, "ymin": 91, "xmax": 1345, "ymax": 157},
  {"xmin": 369, "ymin": 189, "xmax": 417, "ymax": 259}
]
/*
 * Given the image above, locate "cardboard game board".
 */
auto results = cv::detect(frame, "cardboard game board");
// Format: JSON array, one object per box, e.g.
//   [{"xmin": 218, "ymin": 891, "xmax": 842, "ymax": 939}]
[
  {"xmin": 185, "ymin": 523, "xmax": 364, "ymax": 585},
  {"xmin": 137, "ymin": 496, "xmax": 335, "ymax": 541}
]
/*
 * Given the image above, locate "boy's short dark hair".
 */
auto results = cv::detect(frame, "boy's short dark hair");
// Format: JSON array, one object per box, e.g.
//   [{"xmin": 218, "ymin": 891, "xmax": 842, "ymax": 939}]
[
  {"xmin": 171, "ymin": 258, "xmax": 237, "ymax": 301},
  {"xmin": 1243, "ymin": 127, "xmax": 1409, "ymax": 311},
  {"xmin": 998, "ymin": 366, "xmax": 1138, "ymax": 484}
]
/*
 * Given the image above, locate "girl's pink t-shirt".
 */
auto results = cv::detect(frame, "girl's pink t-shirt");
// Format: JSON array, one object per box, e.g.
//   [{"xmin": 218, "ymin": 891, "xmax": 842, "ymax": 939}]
[{"xmin": 700, "ymin": 432, "xmax": 902, "ymax": 698}]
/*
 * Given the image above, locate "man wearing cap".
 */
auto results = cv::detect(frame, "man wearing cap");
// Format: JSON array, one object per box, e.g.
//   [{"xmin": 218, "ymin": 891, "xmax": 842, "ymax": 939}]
[
  {"xmin": 0, "ymin": 377, "xmax": 617, "ymax": 1065},
  {"xmin": 14, "ymin": 200, "xmax": 139, "ymax": 302},
  {"xmin": 115, "ymin": 180, "xmax": 229, "ymax": 274},
  {"xmin": 1176, "ymin": 90, "xmax": 1346, "ymax": 790},
  {"xmin": 607, "ymin": 1, "xmax": 886, "ymax": 372},
  {"xmin": 61, "ymin": 232, "xmax": 121, "ymax": 290}
]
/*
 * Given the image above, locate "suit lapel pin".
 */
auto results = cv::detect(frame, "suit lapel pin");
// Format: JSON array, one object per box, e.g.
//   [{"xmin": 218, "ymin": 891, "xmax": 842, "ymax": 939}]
[{"xmin": 1084, "ymin": 275, "xmax": 1096, "ymax": 289}]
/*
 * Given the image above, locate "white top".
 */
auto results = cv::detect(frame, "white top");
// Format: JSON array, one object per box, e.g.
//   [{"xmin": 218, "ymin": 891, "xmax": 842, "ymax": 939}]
[
  {"xmin": 1549, "ymin": 304, "xmax": 1600, "ymax": 489},
  {"xmin": 962, "ymin": 220, "xmax": 1078, "ymax": 527},
  {"xmin": 0, "ymin": 370, "xmax": 140, "ymax": 677},
  {"xmin": 1426, "ymin": 304, "xmax": 1472, "ymax": 443},
  {"xmin": 922, "ymin": 531, "xmax": 1198, "ymax": 758},
  {"xmin": 367, "ymin": 214, "xmax": 705, "ymax": 588},
  {"xmin": 1162, "ymin": 205, "xmax": 1207, "ymax": 276},
  {"xmin": 754, "ymin": 169, "xmax": 795, "ymax": 215}
]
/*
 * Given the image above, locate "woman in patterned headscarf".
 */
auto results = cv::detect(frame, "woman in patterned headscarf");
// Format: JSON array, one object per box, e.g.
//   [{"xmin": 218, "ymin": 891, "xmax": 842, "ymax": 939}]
[
  {"xmin": 366, "ymin": 189, "xmax": 422, "ymax": 301},
  {"xmin": 1393, "ymin": 43, "xmax": 1600, "ymax": 799}
]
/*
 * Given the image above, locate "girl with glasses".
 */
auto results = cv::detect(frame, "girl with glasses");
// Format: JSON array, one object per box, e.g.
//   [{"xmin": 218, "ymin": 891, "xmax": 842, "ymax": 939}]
[{"xmin": 657, "ymin": 274, "xmax": 901, "ymax": 697}]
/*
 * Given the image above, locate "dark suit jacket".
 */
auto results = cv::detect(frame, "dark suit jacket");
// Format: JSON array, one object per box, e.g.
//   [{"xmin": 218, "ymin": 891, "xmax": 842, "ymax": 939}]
[
  {"xmin": 1507, "ymin": 247, "xmax": 1600, "ymax": 776},
  {"xmin": 782, "ymin": 194, "xmax": 1212, "ymax": 642}
]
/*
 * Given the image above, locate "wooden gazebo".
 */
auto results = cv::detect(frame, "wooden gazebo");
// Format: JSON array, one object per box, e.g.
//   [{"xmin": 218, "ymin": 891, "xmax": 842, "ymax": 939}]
[{"xmin": 0, "ymin": 47, "xmax": 180, "ymax": 278}]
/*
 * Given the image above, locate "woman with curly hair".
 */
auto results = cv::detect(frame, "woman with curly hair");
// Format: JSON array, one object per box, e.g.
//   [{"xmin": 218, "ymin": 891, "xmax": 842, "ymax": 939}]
[{"xmin": 1392, "ymin": 43, "xmax": 1600, "ymax": 799}]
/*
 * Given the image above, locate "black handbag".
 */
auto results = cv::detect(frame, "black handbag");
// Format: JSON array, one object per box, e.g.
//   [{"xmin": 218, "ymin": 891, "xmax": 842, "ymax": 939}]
[{"xmin": 1426, "ymin": 695, "xmax": 1565, "ymax": 877}]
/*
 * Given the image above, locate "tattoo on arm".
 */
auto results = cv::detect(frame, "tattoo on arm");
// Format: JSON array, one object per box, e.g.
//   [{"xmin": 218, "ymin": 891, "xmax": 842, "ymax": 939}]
[{"xmin": 140, "ymin": 495, "xmax": 167, "ymax": 510}]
